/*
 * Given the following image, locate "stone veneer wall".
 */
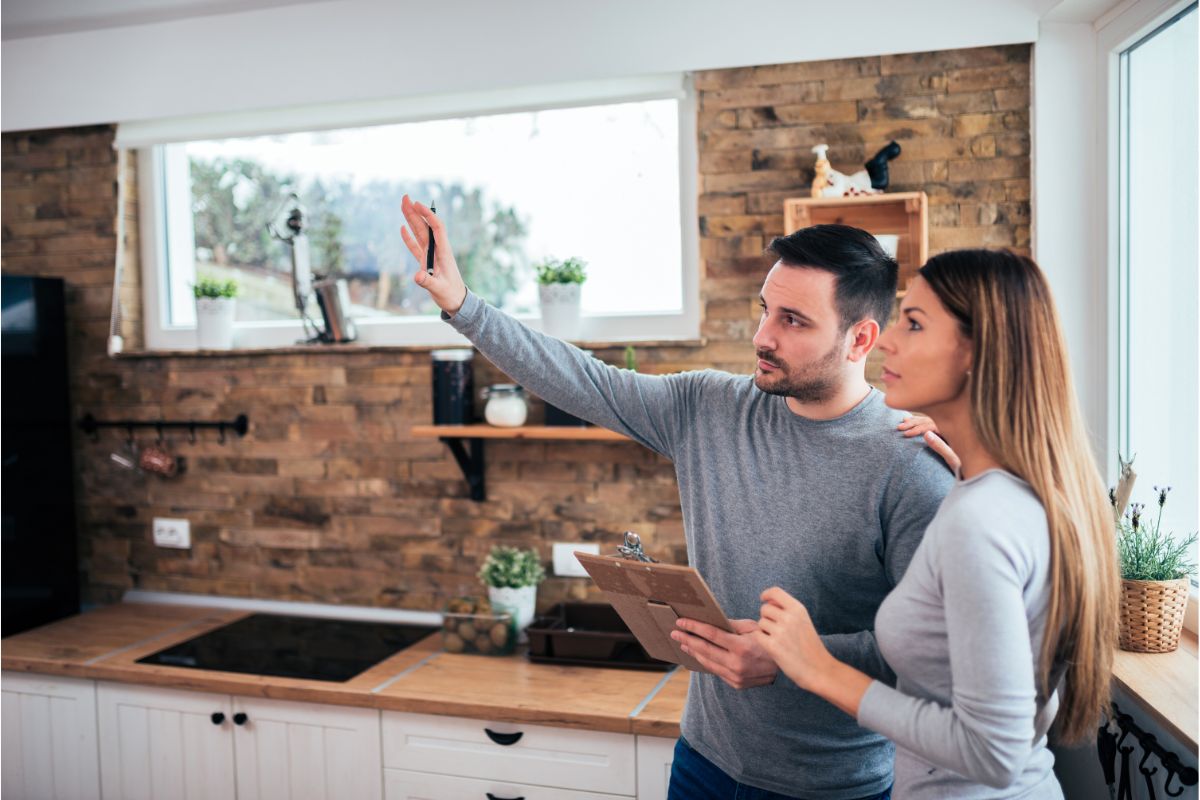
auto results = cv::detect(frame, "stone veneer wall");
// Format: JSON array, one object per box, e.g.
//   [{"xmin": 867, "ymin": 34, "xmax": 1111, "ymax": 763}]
[{"xmin": 0, "ymin": 44, "xmax": 1029, "ymax": 611}]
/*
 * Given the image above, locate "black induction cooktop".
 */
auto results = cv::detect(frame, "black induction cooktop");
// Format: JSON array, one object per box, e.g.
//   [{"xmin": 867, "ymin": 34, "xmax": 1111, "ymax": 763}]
[{"xmin": 137, "ymin": 613, "xmax": 439, "ymax": 682}]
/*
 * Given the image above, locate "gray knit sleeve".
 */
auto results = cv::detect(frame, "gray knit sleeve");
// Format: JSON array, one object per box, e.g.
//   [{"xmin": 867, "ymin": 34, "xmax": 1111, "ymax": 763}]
[
  {"xmin": 444, "ymin": 290, "xmax": 695, "ymax": 460},
  {"xmin": 856, "ymin": 495, "xmax": 1044, "ymax": 789}
]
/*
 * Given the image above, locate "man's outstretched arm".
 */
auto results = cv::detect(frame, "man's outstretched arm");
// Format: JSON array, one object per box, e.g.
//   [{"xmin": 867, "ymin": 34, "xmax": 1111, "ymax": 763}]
[{"xmin": 400, "ymin": 195, "xmax": 693, "ymax": 458}]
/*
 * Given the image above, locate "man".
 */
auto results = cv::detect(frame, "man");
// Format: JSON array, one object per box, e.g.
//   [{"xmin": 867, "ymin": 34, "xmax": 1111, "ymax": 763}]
[{"xmin": 400, "ymin": 196, "xmax": 953, "ymax": 800}]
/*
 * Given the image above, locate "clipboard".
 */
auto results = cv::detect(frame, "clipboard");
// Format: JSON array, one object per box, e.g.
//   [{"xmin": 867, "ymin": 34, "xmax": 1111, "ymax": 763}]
[{"xmin": 574, "ymin": 551, "xmax": 734, "ymax": 672}]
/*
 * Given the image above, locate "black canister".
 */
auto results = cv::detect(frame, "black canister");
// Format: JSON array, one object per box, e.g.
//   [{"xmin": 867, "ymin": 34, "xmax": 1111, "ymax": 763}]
[{"xmin": 431, "ymin": 349, "xmax": 475, "ymax": 424}]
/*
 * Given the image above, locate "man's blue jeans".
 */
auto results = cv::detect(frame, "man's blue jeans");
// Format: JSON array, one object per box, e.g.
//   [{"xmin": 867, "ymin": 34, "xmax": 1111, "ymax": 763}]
[{"xmin": 666, "ymin": 737, "xmax": 892, "ymax": 800}]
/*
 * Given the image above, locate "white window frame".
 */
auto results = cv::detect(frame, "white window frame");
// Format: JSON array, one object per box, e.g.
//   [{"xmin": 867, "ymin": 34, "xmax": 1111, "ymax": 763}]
[
  {"xmin": 1097, "ymin": 0, "xmax": 1200, "ymax": 607},
  {"xmin": 130, "ymin": 75, "xmax": 700, "ymax": 350}
]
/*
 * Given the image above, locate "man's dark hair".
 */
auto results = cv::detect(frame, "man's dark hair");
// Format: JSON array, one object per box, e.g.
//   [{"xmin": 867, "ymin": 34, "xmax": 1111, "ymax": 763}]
[{"xmin": 765, "ymin": 224, "xmax": 899, "ymax": 331}]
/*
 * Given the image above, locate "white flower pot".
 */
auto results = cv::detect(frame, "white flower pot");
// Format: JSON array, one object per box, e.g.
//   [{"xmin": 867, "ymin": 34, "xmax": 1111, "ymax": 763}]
[
  {"xmin": 487, "ymin": 584, "xmax": 537, "ymax": 643},
  {"xmin": 538, "ymin": 283, "xmax": 582, "ymax": 340},
  {"xmin": 195, "ymin": 296, "xmax": 236, "ymax": 350}
]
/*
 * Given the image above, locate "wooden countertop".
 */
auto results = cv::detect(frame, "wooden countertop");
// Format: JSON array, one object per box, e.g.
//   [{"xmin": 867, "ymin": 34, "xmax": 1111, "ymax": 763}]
[
  {"xmin": 1112, "ymin": 629, "xmax": 1198, "ymax": 751},
  {"xmin": 1, "ymin": 603, "xmax": 686, "ymax": 738},
  {"xmin": 6, "ymin": 603, "xmax": 1194, "ymax": 749}
]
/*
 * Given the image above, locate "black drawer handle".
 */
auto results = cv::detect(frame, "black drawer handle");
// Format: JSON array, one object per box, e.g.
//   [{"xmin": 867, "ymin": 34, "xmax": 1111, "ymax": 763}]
[
  {"xmin": 210, "ymin": 712, "xmax": 225, "ymax": 725},
  {"xmin": 233, "ymin": 712, "xmax": 248, "ymax": 726},
  {"xmin": 486, "ymin": 794, "xmax": 525, "ymax": 800},
  {"xmin": 483, "ymin": 728, "xmax": 523, "ymax": 746}
]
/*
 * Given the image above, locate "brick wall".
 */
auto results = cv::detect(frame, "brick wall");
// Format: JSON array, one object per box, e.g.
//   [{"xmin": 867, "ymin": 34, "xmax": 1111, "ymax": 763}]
[{"xmin": 0, "ymin": 44, "xmax": 1030, "ymax": 612}]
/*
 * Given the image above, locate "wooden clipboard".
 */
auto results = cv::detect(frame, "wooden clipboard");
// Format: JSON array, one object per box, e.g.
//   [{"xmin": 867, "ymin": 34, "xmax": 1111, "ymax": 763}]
[{"xmin": 574, "ymin": 551, "xmax": 734, "ymax": 672}]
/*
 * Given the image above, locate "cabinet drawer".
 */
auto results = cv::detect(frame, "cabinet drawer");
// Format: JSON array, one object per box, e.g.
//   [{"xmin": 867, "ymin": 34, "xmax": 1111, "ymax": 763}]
[
  {"xmin": 384, "ymin": 768, "xmax": 629, "ymax": 800},
  {"xmin": 382, "ymin": 712, "xmax": 635, "ymax": 796}
]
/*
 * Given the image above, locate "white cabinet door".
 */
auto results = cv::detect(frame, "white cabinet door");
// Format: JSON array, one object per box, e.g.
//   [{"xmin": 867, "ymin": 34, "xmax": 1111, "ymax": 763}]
[
  {"xmin": 232, "ymin": 696, "xmax": 382, "ymax": 800},
  {"xmin": 96, "ymin": 681, "xmax": 235, "ymax": 800},
  {"xmin": 384, "ymin": 768, "xmax": 628, "ymax": 800},
  {"xmin": 635, "ymin": 736, "xmax": 676, "ymax": 800},
  {"xmin": 382, "ymin": 711, "xmax": 636, "ymax": 796},
  {"xmin": 1, "ymin": 672, "xmax": 101, "ymax": 800}
]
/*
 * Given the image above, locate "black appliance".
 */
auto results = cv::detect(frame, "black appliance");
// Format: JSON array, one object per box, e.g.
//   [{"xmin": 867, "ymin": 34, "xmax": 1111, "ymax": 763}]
[
  {"xmin": 137, "ymin": 613, "xmax": 440, "ymax": 682},
  {"xmin": 2, "ymin": 275, "xmax": 80, "ymax": 637}
]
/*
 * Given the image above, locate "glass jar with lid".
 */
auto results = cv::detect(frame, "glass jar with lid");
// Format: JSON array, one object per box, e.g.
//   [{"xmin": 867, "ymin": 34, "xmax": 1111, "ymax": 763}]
[{"xmin": 482, "ymin": 384, "xmax": 528, "ymax": 427}]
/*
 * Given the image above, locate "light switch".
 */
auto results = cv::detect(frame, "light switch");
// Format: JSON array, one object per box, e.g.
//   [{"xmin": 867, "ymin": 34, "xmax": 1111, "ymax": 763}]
[{"xmin": 554, "ymin": 542, "xmax": 598, "ymax": 577}]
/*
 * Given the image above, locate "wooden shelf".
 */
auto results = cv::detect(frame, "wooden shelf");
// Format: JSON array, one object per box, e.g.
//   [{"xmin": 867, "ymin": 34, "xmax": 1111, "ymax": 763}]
[
  {"xmin": 411, "ymin": 424, "xmax": 635, "ymax": 500},
  {"xmin": 784, "ymin": 192, "xmax": 928, "ymax": 292},
  {"xmin": 410, "ymin": 424, "xmax": 630, "ymax": 442}
]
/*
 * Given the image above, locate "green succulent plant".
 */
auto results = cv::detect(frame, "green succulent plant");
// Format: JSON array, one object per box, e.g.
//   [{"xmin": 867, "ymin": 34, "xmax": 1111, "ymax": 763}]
[
  {"xmin": 478, "ymin": 546, "xmax": 546, "ymax": 589},
  {"xmin": 192, "ymin": 276, "xmax": 239, "ymax": 299},
  {"xmin": 534, "ymin": 256, "xmax": 587, "ymax": 285}
]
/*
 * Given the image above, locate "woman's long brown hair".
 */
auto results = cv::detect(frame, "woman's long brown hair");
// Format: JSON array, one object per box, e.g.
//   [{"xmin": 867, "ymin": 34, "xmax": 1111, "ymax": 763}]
[{"xmin": 919, "ymin": 249, "xmax": 1119, "ymax": 744}]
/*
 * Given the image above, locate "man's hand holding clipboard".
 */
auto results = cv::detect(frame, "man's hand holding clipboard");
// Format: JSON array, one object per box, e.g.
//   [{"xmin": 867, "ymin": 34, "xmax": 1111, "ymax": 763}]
[{"xmin": 575, "ymin": 543, "xmax": 779, "ymax": 688}]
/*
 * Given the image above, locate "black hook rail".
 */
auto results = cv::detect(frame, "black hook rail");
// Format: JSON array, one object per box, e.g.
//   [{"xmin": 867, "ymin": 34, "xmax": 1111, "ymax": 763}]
[
  {"xmin": 1112, "ymin": 702, "xmax": 1198, "ymax": 797},
  {"xmin": 79, "ymin": 413, "xmax": 249, "ymax": 443}
]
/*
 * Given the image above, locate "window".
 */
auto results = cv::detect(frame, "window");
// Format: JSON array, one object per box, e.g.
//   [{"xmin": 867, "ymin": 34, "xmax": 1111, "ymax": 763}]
[
  {"xmin": 1115, "ymin": 4, "xmax": 1198, "ymax": 554},
  {"xmin": 130, "ymin": 76, "xmax": 698, "ymax": 349}
]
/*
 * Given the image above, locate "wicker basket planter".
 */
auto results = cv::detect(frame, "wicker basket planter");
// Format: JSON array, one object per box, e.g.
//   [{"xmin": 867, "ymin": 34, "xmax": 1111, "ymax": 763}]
[{"xmin": 1118, "ymin": 578, "xmax": 1190, "ymax": 653}]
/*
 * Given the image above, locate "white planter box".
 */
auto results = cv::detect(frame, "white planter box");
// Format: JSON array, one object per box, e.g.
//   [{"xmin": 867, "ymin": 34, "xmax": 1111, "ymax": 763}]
[
  {"xmin": 195, "ymin": 296, "xmax": 236, "ymax": 349},
  {"xmin": 538, "ymin": 283, "xmax": 582, "ymax": 340}
]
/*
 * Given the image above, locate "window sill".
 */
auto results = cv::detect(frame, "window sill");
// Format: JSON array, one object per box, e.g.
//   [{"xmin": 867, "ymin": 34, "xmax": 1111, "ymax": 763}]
[
  {"xmin": 111, "ymin": 337, "xmax": 709, "ymax": 359},
  {"xmin": 1112, "ymin": 628, "xmax": 1198, "ymax": 752}
]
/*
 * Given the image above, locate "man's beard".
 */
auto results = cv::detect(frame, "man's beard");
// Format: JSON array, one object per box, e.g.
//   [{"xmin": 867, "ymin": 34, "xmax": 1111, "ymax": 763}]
[{"xmin": 753, "ymin": 339, "xmax": 845, "ymax": 403}]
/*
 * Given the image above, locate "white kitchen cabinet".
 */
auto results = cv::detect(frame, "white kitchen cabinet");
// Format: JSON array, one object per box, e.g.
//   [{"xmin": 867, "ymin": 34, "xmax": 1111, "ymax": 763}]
[
  {"xmin": 635, "ymin": 735, "xmax": 676, "ymax": 800},
  {"xmin": 97, "ymin": 682, "xmax": 236, "ymax": 800},
  {"xmin": 233, "ymin": 695, "xmax": 381, "ymax": 800},
  {"xmin": 1, "ymin": 672, "xmax": 102, "ymax": 800},
  {"xmin": 382, "ymin": 711, "xmax": 637, "ymax": 797},
  {"xmin": 384, "ymin": 769, "xmax": 626, "ymax": 800},
  {"xmin": 97, "ymin": 682, "xmax": 382, "ymax": 800}
]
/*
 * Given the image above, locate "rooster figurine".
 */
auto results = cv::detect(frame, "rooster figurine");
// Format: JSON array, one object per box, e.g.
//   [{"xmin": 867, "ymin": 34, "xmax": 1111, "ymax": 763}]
[{"xmin": 811, "ymin": 141, "xmax": 902, "ymax": 198}]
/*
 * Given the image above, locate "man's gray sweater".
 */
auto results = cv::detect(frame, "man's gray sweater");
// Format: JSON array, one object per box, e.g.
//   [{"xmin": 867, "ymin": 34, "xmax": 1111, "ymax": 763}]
[{"xmin": 445, "ymin": 291, "xmax": 952, "ymax": 798}]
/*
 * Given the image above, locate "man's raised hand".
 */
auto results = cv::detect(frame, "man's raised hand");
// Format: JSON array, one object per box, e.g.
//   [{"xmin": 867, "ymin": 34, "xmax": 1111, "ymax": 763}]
[{"xmin": 400, "ymin": 194, "xmax": 467, "ymax": 315}]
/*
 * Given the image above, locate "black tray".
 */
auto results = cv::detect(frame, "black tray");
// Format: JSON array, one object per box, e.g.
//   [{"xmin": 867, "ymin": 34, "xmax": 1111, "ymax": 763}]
[{"xmin": 526, "ymin": 602, "xmax": 673, "ymax": 671}]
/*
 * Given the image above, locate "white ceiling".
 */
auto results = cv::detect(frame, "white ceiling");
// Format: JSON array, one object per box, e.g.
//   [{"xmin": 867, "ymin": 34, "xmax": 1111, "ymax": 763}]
[
  {"xmin": 0, "ymin": 0, "xmax": 1125, "ymax": 41},
  {"xmin": 1, "ymin": 0, "xmax": 330, "ymax": 40}
]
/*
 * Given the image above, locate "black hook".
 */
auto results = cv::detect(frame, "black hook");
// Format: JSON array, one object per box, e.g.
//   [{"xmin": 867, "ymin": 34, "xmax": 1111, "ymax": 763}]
[
  {"xmin": 156, "ymin": 421, "xmax": 164, "ymax": 444},
  {"xmin": 188, "ymin": 422, "xmax": 197, "ymax": 444},
  {"xmin": 125, "ymin": 424, "xmax": 135, "ymax": 447},
  {"xmin": 1138, "ymin": 738, "xmax": 1160, "ymax": 800},
  {"xmin": 1138, "ymin": 736, "xmax": 1159, "ymax": 776},
  {"xmin": 218, "ymin": 422, "xmax": 226, "ymax": 445},
  {"xmin": 1162, "ymin": 752, "xmax": 1196, "ymax": 797}
]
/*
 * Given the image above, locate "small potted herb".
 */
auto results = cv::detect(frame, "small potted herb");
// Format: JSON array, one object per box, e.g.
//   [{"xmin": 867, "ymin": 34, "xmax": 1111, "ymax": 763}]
[
  {"xmin": 535, "ymin": 256, "xmax": 587, "ymax": 340},
  {"xmin": 1115, "ymin": 485, "xmax": 1198, "ymax": 653},
  {"xmin": 478, "ymin": 545, "xmax": 546, "ymax": 643},
  {"xmin": 193, "ymin": 276, "xmax": 239, "ymax": 350}
]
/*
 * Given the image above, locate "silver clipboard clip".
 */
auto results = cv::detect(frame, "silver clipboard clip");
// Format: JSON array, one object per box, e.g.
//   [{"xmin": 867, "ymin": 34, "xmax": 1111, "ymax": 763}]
[{"xmin": 616, "ymin": 531, "xmax": 658, "ymax": 563}]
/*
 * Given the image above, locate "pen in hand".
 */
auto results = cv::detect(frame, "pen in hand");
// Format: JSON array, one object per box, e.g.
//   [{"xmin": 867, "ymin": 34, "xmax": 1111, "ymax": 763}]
[{"xmin": 426, "ymin": 202, "xmax": 436, "ymax": 276}]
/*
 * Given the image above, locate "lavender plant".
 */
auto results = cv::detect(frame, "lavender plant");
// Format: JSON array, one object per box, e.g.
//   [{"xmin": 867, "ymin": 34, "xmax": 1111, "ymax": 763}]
[{"xmin": 1114, "ymin": 485, "xmax": 1198, "ymax": 581}]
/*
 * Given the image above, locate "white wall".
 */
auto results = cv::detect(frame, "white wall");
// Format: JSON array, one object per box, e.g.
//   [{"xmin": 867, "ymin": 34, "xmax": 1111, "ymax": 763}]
[
  {"xmin": 1031, "ymin": 21, "xmax": 1107, "ymax": 459},
  {"xmin": 1, "ymin": 0, "xmax": 1043, "ymax": 132}
]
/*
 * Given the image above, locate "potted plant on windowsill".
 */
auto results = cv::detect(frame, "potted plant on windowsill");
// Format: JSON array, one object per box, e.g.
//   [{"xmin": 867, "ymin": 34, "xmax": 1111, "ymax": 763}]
[
  {"xmin": 478, "ymin": 545, "xmax": 546, "ymax": 644},
  {"xmin": 1115, "ymin": 484, "xmax": 1198, "ymax": 653},
  {"xmin": 193, "ymin": 276, "xmax": 239, "ymax": 350},
  {"xmin": 535, "ymin": 256, "xmax": 587, "ymax": 340}
]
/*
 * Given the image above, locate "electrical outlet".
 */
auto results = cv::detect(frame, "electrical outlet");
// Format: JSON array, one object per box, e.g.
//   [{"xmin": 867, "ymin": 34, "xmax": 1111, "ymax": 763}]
[
  {"xmin": 153, "ymin": 517, "xmax": 191, "ymax": 549},
  {"xmin": 553, "ymin": 542, "xmax": 598, "ymax": 577}
]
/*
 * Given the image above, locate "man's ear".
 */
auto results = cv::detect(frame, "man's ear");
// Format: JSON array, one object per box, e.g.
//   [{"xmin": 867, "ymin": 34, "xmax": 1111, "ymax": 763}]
[{"xmin": 845, "ymin": 318, "xmax": 880, "ymax": 363}]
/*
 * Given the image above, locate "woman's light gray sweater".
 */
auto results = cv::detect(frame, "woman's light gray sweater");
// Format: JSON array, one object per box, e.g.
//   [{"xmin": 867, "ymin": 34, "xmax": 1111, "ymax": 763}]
[{"xmin": 857, "ymin": 470, "xmax": 1065, "ymax": 799}]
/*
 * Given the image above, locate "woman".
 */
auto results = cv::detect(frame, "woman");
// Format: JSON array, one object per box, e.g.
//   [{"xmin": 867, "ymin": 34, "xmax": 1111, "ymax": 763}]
[{"xmin": 755, "ymin": 249, "xmax": 1119, "ymax": 798}]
